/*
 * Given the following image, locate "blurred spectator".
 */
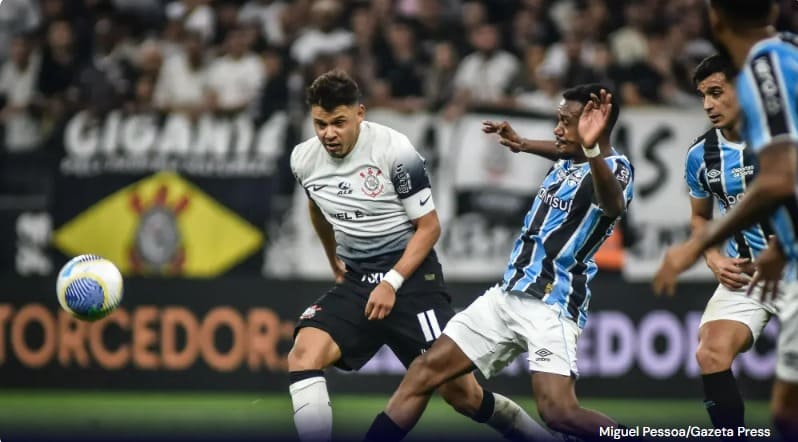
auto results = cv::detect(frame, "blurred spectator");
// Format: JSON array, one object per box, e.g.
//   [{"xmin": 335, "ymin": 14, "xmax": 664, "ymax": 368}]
[
  {"xmin": 37, "ymin": 20, "xmax": 81, "ymax": 117},
  {"xmin": 0, "ymin": 0, "xmax": 40, "ymax": 63},
  {"xmin": 255, "ymin": 46, "xmax": 288, "ymax": 122},
  {"xmin": 608, "ymin": 0, "xmax": 650, "ymax": 66},
  {"xmin": 239, "ymin": 0, "xmax": 288, "ymax": 48},
  {"xmin": 205, "ymin": 28, "xmax": 264, "ymax": 115},
  {"xmin": 154, "ymin": 31, "xmax": 208, "ymax": 115},
  {"xmin": 39, "ymin": 0, "xmax": 69, "ymax": 29},
  {"xmin": 128, "ymin": 42, "xmax": 162, "ymax": 113},
  {"xmin": 424, "ymin": 41, "xmax": 459, "ymax": 112},
  {"xmin": 611, "ymin": 26, "xmax": 696, "ymax": 107},
  {"xmin": 517, "ymin": 0, "xmax": 560, "ymax": 47},
  {"xmin": 289, "ymin": 0, "xmax": 353, "ymax": 66},
  {"xmin": 512, "ymin": 43, "xmax": 561, "ymax": 114},
  {"xmin": 460, "ymin": 0, "xmax": 488, "ymax": 34},
  {"xmin": 75, "ymin": 16, "xmax": 136, "ymax": 115},
  {"xmin": 166, "ymin": 0, "xmax": 215, "ymax": 44},
  {"xmin": 410, "ymin": 0, "xmax": 466, "ymax": 60},
  {"xmin": 157, "ymin": 18, "xmax": 187, "ymax": 59},
  {"xmin": 0, "ymin": 34, "xmax": 42, "ymax": 152},
  {"xmin": 515, "ymin": 66, "xmax": 562, "ymax": 115},
  {"xmin": 213, "ymin": 1, "xmax": 241, "ymax": 49},
  {"xmin": 446, "ymin": 22, "xmax": 520, "ymax": 118},
  {"xmin": 348, "ymin": 4, "xmax": 381, "ymax": 97},
  {"xmin": 558, "ymin": 34, "xmax": 601, "ymax": 88},
  {"xmin": 372, "ymin": 18, "xmax": 426, "ymax": 113},
  {"xmin": 126, "ymin": 74, "xmax": 157, "ymax": 113}
]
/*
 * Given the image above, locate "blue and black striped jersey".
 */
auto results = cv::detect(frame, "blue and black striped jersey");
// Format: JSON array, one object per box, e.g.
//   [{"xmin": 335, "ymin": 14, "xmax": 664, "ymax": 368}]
[
  {"xmin": 685, "ymin": 128, "xmax": 770, "ymax": 259},
  {"xmin": 736, "ymin": 32, "xmax": 798, "ymax": 260},
  {"xmin": 501, "ymin": 150, "xmax": 634, "ymax": 329}
]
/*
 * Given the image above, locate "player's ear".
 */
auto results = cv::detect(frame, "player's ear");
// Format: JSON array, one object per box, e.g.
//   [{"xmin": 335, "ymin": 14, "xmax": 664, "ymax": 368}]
[{"xmin": 357, "ymin": 103, "xmax": 365, "ymax": 121}]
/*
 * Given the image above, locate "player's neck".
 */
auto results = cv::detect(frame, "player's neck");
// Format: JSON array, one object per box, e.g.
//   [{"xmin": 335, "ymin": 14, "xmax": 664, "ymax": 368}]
[
  {"xmin": 729, "ymin": 27, "xmax": 777, "ymax": 70},
  {"xmin": 720, "ymin": 126, "xmax": 741, "ymax": 143}
]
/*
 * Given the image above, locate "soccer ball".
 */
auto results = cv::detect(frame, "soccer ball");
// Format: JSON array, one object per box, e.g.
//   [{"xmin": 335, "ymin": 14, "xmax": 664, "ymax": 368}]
[{"xmin": 56, "ymin": 254, "xmax": 124, "ymax": 321}]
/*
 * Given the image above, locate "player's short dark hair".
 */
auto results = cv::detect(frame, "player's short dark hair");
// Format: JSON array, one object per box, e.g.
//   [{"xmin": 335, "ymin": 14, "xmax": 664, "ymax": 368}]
[
  {"xmin": 306, "ymin": 69, "xmax": 361, "ymax": 111},
  {"xmin": 692, "ymin": 54, "xmax": 736, "ymax": 87},
  {"xmin": 562, "ymin": 83, "xmax": 620, "ymax": 134},
  {"xmin": 709, "ymin": 0, "xmax": 775, "ymax": 26}
]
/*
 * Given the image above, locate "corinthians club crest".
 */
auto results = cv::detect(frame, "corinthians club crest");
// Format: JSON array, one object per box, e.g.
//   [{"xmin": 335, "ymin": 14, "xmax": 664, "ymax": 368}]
[
  {"xmin": 129, "ymin": 185, "xmax": 188, "ymax": 274},
  {"xmin": 359, "ymin": 167, "xmax": 385, "ymax": 198}
]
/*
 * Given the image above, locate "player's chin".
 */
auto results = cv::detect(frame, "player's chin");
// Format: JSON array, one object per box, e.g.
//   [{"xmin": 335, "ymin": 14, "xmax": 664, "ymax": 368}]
[{"xmin": 556, "ymin": 147, "xmax": 577, "ymax": 160}]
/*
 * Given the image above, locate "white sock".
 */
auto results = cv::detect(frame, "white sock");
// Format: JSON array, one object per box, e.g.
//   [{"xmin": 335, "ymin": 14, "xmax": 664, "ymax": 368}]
[
  {"xmin": 489, "ymin": 392, "xmax": 560, "ymax": 441},
  {"xmin": 289, "ymin": 376, "xmax": 332, "ymax": 442}
]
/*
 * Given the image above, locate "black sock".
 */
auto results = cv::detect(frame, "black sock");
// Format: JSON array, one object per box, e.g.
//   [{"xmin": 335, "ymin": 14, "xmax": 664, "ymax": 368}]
[
  {"xmin": 288, "ymin": 369, "xmax": 324, "ymax": 384},
  {"xmin": 471, "ymin": 389, "xmax": 495, "ymax": 423},
  {"xmin": 703, "ymin": 370, "xmax": 745, "ymax": 436},
  {"xmin": 364, "ymin": 412, "xmax": 409, "ymax": 442}
]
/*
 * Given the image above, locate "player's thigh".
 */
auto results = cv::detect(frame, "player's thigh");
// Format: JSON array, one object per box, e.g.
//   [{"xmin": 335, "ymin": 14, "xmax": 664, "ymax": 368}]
[
  {"xmin": 776, "ymin": 282, "xmax": 798, "ymax": 384},
  {"xmin": 697, "ymin": 320, "xmax": 754, "ymax": 360},
  {"xmin": 293, "ymin": 282, "xmax": 383, "ymax": 371},
  {"xmin": 503, "ymin": 292, "xmax": 580, "ymax": 378},
  {"xmin": 532, "ymin": 371, "xmax": 579, "ymax": 417},
  {"xmin": 441, "ymin": 285, "xmax": 525, "ymax": 378},
  {"xmin": 289, "ymin": 327, "xmax": 342, "ymax": 370},
  {"xmin": 700, "ymin": 284, "xmax": 773, "ymax": 350}
]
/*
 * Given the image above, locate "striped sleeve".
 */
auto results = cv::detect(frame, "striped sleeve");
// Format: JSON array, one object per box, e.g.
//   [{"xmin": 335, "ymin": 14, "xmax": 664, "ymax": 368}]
[
  {"xmin": 737, "ymin": 45, "xmax": 798, "ymax": 153},
  {"xmin": 610, "ymin": 156, "xmax": 634, "ymax": 209},
  {"xmin": 684, "ymin": 141, "xmax": 709, "ymax": 199}
]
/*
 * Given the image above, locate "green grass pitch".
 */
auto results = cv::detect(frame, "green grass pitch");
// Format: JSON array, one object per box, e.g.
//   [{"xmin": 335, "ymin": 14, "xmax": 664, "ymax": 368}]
[{"xmin": 0, "ymin": 391, "xmax": 772, "ymax": 440}]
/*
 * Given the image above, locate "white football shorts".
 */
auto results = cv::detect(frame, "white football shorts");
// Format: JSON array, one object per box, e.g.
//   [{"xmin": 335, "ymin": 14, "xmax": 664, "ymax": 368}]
[
  {"xmin": 699, "ymin": 283, "xmax": 776, "ymax": 347},
  {"xmin": 442, "ymin": 284, "xmax": 580, "ymax": 378}
]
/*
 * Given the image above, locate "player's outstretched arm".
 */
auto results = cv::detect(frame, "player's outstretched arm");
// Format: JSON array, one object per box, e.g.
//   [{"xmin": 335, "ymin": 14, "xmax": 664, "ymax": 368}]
[
  {"xmin": 577, "ymin": 90, "xmax": 626, "ymax": 219},
  {"xmin": 307, "ymin": 198, "xmax": 346, "ymax": 283},
  {"xmin": 482, "ymin": 120, "xmax": 559, "ymax": 160}
]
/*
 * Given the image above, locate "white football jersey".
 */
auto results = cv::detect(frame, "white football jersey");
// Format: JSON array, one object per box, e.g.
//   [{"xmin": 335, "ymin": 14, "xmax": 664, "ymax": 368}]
[{"xmin": 291, "ymin": 121, "xmax": 435, "ymax": 261}]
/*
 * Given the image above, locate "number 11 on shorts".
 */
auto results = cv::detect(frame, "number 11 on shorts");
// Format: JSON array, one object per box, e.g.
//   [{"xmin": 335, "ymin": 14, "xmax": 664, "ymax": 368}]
[{"xmin": 417, "ymin": 309, "xmax": 442, "ymax": 342}]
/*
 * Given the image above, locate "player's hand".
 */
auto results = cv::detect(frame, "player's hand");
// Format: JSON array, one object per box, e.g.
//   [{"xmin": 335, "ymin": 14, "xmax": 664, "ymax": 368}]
[
  {"xmin": 482, "ymin": 120, "xmax": 523, "ymax": 153},
  {"xmin": 747, "ymin": 236, "xmax": 786, "ymax": 304},
  {"xmin": 365, "ymin": 281, "xmax": 396, "ymax": 320},
  {"xmin": 705, "ymin": 254, "xmax": 752, "ymax": 290},
  {"xmin": 577, "ymin": 89, "xmax": 612, "ymax": 148},
  {"xmin": 653, "ymin": 237, "xmax": 703, "ymax": 296}
]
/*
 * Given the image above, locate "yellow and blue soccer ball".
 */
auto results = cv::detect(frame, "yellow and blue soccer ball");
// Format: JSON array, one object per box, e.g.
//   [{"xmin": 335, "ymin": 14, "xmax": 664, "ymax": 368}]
[{"xmin": 56, "ymin": 255, "xmax": 124, "ymax": 321}]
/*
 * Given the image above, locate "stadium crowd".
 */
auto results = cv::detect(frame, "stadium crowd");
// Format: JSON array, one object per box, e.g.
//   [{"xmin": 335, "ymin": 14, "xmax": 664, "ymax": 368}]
[{"xmin": 0, "ymin": 0, "xmax": 795, "ymax": 156}]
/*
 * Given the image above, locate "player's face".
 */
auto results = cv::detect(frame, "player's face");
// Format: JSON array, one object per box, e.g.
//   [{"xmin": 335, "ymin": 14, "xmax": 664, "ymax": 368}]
[
  {"xmin": 697, "ymin": 72, "xmax": 739, "ymax": 130},
  {"xmin": 552, "ymin": 99, "xmax": 584, "ymax": 159},
  {"xmin": 311, "ymin": 104, "xmax": 365, "ymax": 158}
]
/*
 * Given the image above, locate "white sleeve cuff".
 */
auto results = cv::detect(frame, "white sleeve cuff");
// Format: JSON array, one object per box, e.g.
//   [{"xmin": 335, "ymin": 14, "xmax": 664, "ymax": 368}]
[{"xmin": 401, "ymin": 187, "xmax": 435, "ymax": 220}]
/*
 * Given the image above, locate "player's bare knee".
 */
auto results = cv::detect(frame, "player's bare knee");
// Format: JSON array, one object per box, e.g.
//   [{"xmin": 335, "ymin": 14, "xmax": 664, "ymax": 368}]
[
  {"xmin": 695, "ymin": 342, "xmax": 734, "ymax": 373},
  {"xmin": 405, "ymin": 353, "xmax": 443, "ymax": 392},
  {"xmin": 287, "ymin": 343, "xmax": 322, "ymax": 371},
  {"xmin": 538, "ymin": 401, "xmax": 578, "ymax": 433}
]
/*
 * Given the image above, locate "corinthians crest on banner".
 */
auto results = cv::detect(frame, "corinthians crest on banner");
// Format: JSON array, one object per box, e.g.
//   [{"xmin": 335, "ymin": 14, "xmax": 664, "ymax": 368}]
[{"xmin": 53, "ymin": 172, "xmax": 264, "ymax": 277}]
